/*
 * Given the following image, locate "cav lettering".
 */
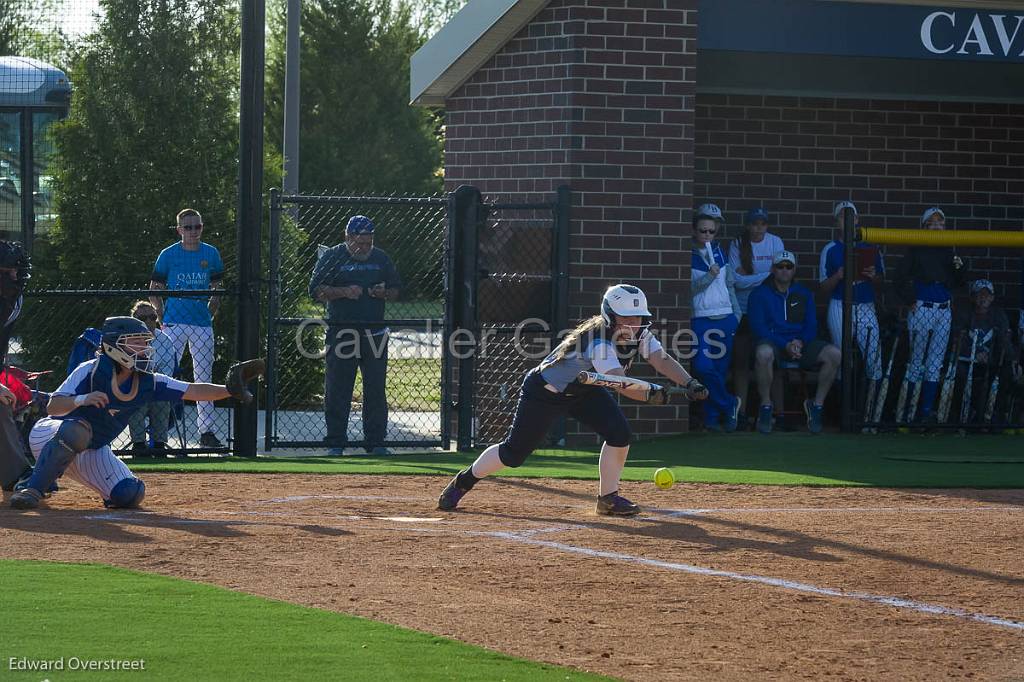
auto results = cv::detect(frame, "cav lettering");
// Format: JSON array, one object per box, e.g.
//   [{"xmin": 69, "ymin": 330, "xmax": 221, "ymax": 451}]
[{"xmin": 921, "ymin": 11, "xmax": 1024, "ymax": 57}]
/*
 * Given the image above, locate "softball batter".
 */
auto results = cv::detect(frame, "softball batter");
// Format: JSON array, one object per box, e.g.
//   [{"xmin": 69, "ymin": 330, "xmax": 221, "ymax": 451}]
[{"xmin": 437, "ymin": 284, "xmax": 708, "ymax": 516}]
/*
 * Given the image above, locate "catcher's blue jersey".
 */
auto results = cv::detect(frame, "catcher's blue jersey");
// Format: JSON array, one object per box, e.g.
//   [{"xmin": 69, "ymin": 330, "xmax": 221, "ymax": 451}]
[{"xmin": 54, "ymin": 356, "xmax": 188, "ymax": 449}]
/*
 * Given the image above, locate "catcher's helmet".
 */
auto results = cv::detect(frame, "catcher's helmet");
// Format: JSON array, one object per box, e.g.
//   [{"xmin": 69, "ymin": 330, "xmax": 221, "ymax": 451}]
[
  {"xmin": 601, "ymin": 284, "xmax": 652, "ymax": 326},
  {"xmin": 0, "ymin": 240, "xmax": 31, "ymax": 296},
  {"xmin": 100, "ymin": 316, "xmax": 154, "ymax": 373}
]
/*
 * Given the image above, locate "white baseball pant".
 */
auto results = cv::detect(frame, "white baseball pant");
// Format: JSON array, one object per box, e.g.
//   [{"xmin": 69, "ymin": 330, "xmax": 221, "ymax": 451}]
[
  {"xmin": 907, "ymin": 303, "xmax": 951, "ymax": 382},
  {"xmin": 29, "ymin": 417, "xmax": 134, "ymax": 500},
  {"xmin": 827, "ymin": 299, "xmax": 882, "ymax": 381},
  {"xmin": 164, "ymin": 323, "xmax": 215, "ymax": 433}
]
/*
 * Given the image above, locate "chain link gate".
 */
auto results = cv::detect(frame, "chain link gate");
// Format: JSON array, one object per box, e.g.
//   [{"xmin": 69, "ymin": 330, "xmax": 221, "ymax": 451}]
[
  {"xmin": 266, "ymin": 190, "xmax": 451, "ymax": 451},
  {"xmin": 450, "ymin": 186, "xmax": 571, "ymax": 450}
]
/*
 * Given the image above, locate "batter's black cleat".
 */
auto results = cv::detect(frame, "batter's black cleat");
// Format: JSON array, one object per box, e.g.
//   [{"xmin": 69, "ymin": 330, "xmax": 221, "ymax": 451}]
[
  {"xmin": 10, "ymin": 487, "xmax": 43, "ymax": 510},
  {"xmin": 437, "ymin": 475, "xmax": 472, "ymax": 511},
  {"xmin": 596, "ymin": 491, "xmax": 640, "ymax": 516}
]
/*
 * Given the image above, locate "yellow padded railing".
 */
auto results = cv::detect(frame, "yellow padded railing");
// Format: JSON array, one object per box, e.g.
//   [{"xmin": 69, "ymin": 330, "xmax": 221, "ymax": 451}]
[{"xmin": 858, "ymin": 228, "xmax": 1024, "ymax": 247}]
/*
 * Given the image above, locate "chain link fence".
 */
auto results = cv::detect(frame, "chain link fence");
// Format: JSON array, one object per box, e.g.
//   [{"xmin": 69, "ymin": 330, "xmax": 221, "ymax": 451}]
[
  {"xmin": 267, "ymin": 191, "xmax": 449, "ymax": 451},
  {"xmin": 851, "ymin": 292, "xmax": 1023, "ymax": 432},
  {"xmin": 471, "ymin": 195, "xmax": 569, "ymax": 446},
  {"xmin": 13, "ymin": 288, "xmax": 234, "ymax": 455}
]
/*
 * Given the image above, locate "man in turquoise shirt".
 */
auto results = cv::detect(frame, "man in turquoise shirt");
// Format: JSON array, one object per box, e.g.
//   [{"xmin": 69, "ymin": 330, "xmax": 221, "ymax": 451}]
[{"xmin": 149, "ymin": 208, "xmax": 225, "ymax": 448}]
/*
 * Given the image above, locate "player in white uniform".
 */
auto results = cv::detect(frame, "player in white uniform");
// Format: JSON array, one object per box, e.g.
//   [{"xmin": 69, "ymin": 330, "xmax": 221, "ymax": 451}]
[
  {"xmin": 10, "ymin": 317, "xmax": 260, "ymax": 510},
  {"xmin": 437, "ymin": 285, "xmax": 707, "ymax": 516},
  {"xmin": 818, "ymin": 201, "xmax": 884, "ymax": 381}
]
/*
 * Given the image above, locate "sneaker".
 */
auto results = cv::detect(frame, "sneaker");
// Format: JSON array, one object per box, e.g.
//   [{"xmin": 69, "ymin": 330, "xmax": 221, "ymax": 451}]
[
  {"xmin": 366, "ymin": 446, "xmax": 391, "ymax": 456},
  {"xmin": 437, "ymin": 474, "xmax": 472, "ymax": 511},
  {"xmin": 10, "ymin": 487, "xmax": 43, "ymax": 510},
  {"xmin": 596, "ymin": 491, "xmax": 640, "ymax": 516},
  {"xmin": 199, "ymin": 432, "xmax": 225, "ymax": 448},
  {"xmin": 757, "ymin": 404, "xmax": 773, "ymax": 434},
  {"xmin": 724, "ymin": 397, "xmax": 742, "ymax": 433},
  {"xmin": 804, "ymin": 400, "xmax": 824, "ymax": 434}
]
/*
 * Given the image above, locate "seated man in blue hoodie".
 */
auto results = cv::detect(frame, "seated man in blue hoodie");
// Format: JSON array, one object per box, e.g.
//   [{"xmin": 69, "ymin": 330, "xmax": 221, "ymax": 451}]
[{"xmin": 747, "ymin": 250, "xmax": 841, "ymax": 434}]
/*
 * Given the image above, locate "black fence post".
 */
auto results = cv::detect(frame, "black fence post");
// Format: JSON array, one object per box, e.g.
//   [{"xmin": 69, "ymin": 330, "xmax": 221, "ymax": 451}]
[
  {"xmin": 840, "ymin": 208, "xmax": 856, "ymax": 432},
  {"xmin": 549, "ymin": 185, "xmax": 571, "ymax": 445},
  {"xmin": 264, "ymin": 189, "xmax": 281, "ymax": 452},
  {"xmin": 452, "ymin": 185, "xmax": 481, "ymax": 451},
  {"xmin": 235, "ymin": 0, "xmax": 265, "ymax": 458}
]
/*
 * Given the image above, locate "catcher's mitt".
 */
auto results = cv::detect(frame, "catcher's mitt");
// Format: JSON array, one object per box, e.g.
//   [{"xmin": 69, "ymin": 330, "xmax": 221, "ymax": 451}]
[{"xmin": 225, "ymin": 358, "xmax": 266, "ymax": 404}]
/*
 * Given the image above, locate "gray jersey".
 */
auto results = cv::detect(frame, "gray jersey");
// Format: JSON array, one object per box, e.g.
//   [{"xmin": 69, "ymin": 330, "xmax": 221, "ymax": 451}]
[{"xmin": 538, "ymin": 329, "xmax": 663, "ymax": 392}]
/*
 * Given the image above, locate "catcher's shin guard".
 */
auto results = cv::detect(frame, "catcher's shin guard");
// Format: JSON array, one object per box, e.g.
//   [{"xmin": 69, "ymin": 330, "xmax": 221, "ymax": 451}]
[{"xmin": 17, "ymin": 420, "xmax": 92, "ymax": 504}]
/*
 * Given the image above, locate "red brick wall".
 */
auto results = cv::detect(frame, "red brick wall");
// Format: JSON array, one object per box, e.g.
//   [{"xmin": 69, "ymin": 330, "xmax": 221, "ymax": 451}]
[
  {"xmin": 694, "ymin": 94, "xmax": 1024, "ymax": 310},
  {"xmin": 444, "ymin": 0, "xmax": 699, "ymax": 443}
]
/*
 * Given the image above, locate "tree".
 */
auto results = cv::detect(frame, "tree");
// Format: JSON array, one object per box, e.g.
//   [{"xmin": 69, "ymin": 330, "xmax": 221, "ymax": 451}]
[
  {"xmin": 44, "ymin": 0, "xmax": 239, "ymax": 286},
  {"xmin": 265, "ymin": 0, "xmax": 442, "ymax": 195},
  {"xmin": 18, "ymin": 0, "xmax": 240, "ymax": 376}
]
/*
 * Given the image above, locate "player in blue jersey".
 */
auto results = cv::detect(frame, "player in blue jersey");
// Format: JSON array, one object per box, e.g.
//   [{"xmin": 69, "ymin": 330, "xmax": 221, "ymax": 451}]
[
  {"xmin": 149, "ymin": 208, "xmax": 225, "ymax": 447},
  {"xmin": 9, "ymin": 317, "xmax": 262, "ymax": 510},
  {"xmin": 437, "ymin": 285, "xmax": 708, "ymax": 516}
]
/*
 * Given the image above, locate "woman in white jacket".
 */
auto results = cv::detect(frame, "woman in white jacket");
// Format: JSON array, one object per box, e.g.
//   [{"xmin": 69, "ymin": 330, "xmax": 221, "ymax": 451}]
[
  {"xmin": 692, "ymin": 204, "xmax": 742, "ymax": 432},
  {"xmin": 728, "ymin": 208, "xmax": 786, "ymax": 421}
]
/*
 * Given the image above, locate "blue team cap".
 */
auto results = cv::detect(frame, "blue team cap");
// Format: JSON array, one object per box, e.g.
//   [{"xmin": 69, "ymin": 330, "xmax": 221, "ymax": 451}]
[
  {"xmin": 745, "ymin": 207, "xmax": 770, "ymax": 224},
  {"xmin": 346, "ymin": 215, "xmax": 375, "ymax": 235}
]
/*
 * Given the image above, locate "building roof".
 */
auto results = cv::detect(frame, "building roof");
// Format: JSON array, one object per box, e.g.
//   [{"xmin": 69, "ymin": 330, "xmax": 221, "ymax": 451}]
[
  {"xmin": 410, "ymin": 0, "xmax": 1024, "ymax": 107},
  {"xmin": 410, "ymin": 0, "xmax": 549, "ymax": 106},
  {"xmin": 0, "ymin": 56, "xmax": 71, "ymax": 108}
]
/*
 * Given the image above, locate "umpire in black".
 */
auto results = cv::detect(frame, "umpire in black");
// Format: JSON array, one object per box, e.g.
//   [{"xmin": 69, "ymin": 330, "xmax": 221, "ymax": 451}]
[{"xmin": 309, "ymin": 216, "xmax": 401, "ymax": 456}]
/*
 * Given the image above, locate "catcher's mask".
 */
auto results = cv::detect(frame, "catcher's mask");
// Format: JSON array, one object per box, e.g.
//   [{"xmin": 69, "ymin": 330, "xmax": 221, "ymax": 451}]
[{"xmin": 100, "ymin": 316, "xmax": 155, "ymax": 374}]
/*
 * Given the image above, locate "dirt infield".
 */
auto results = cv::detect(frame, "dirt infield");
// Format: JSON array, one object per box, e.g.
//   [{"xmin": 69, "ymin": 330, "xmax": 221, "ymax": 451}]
[{"xmin": 2, "ymin": 474, "xmax": 1023, "ymax": 680}]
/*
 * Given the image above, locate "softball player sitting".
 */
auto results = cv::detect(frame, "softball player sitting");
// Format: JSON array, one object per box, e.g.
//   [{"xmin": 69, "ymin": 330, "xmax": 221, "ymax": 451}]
[
  {"xmin": 437, "ymin": 284, "xmax": 708, "ymax": 516},
  {"xmin": 10, "ymin": 317, "xmax": 262, "ymax": 510}
]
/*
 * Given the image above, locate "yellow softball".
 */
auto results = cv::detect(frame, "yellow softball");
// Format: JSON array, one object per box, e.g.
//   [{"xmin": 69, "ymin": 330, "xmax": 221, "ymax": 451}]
[{"xmin": 653, "ymin": 467, "xmax": 675, "ymax": 490}]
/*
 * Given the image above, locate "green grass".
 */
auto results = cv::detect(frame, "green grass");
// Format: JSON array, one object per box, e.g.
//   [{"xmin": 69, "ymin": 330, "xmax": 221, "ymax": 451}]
[
  {"xmin": 131, "ymin": 432, "xmax": 1024, "ymax": 487},
  {"xmin": 351, "ymin": 357, "xmax": 441, "ymax": 410},
  {"xmin": 0, "ymin": 560, "xmax": 609, "ymax": 681}
]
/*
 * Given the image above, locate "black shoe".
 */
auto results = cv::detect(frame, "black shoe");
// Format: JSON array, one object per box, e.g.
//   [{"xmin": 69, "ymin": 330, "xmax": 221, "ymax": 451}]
[
  {"xmin": 437, "ymin": 471, "xmax": 476, "ymax": 511},
  {"xmin": 596, "ymin": 491, "xmax": 640, "ymax": 516},
  {"xmin": 199, "ymin": 432, "xmax": 225, "ymax": 448},
  {"xmin": 10, "ymin": 487, "xmax": 43, "ymax": 509},
  {"xmin": 130, "ymin": 441, "xmax": 147, "ymax": 453}
]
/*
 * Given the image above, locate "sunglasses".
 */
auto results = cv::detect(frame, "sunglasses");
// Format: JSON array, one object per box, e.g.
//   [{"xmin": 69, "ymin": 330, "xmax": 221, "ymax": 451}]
[
  {"xmin": 774, "ymin": 263, "xmax": 795, "ymax": 270},
  {"xmin": 697, "ymin": 229, "xmax": 717, "ymax": 235},
  {"xmin": 136, "ymin": 314, "xmax": 158, "ymax": 321},
  {"xmin": 179, "ymin": 224, "xmax": 203, "ymax": 231}
]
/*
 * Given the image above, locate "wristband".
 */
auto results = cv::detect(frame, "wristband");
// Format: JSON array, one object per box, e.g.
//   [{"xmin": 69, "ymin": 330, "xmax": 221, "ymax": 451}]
[{"xmin": 74, "ymin": 395, "xmax": 87, "ymax": 407}]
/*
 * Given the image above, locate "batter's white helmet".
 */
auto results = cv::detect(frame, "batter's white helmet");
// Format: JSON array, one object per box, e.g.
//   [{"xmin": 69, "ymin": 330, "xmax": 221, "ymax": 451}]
[{"xmin": 601, "ymin": 284, "xmax": 652, "ymax": 326}]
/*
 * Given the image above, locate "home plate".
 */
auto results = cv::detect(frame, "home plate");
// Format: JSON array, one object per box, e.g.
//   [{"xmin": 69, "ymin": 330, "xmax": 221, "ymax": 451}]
[{"xmin": 376, "ymin": 516, "xmax": 443, "ymax": 522}]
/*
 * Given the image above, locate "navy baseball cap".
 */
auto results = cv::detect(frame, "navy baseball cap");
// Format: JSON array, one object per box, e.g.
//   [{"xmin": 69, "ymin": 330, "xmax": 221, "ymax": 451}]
[
  {"xmin": 346, "ymin": 215, "xmax": 375, "ymax": 235},
  {"xmin": 745, "ymin": 207, "xmax": 770, "ymax": 224}
]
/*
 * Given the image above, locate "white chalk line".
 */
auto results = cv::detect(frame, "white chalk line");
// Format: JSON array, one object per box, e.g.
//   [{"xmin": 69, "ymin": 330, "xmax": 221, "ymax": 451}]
[
  {"xmin": 84, "ymin": 506, "xmax": 1024, "ymax": 634},
  {"xmin": 483, "ymin": 531, "xmax": 1024, "ymax": 634}
]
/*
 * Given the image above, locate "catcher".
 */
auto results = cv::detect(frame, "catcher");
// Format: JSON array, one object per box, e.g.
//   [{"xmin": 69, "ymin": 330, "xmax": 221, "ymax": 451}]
[
  {"xmin": 9, "ymin": 316, "xmax": 263, "ymax": 510},
  {"xmin": 437, "ymin": 284, "xmax": 708, "ymax": 516}
]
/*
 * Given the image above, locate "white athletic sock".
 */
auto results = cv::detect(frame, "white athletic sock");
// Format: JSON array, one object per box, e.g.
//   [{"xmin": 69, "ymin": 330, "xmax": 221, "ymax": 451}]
[
  {"xmin": 598, "ymin": 443, "xmax": 630, "ymax": 496},
  {"xmin": 469, "ymin": 444, "xmax": 505, "ymax": 479}
]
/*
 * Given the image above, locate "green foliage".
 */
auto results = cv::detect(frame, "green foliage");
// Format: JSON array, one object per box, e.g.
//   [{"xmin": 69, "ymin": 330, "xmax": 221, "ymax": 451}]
[
  {"xmin": 44, "ymin": 0, "xmax": 239, "ymax": 287},
  {"xmin": 265, "ymin": 0, "xmax": 443, "ymax": 194},
  {"xmin": 17, "ymin": 0, "xmax": 241, "ymax": 375}
]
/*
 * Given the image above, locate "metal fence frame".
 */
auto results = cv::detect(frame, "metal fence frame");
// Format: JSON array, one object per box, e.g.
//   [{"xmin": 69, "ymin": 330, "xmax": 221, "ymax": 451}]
[{"xmin": 266, "ymin": 189, "xmax": 452, "ymax": 450}]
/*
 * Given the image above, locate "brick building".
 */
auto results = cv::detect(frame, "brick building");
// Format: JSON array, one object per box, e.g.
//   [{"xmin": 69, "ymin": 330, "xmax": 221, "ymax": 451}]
[{"xmin": 412, "ymin": 0, "xmax": 1024, "ymax": 440}]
